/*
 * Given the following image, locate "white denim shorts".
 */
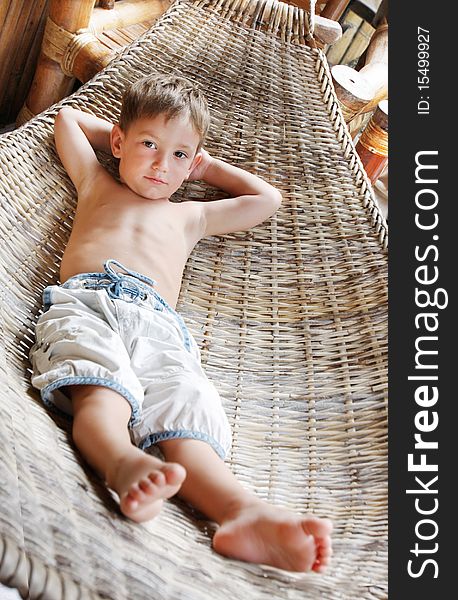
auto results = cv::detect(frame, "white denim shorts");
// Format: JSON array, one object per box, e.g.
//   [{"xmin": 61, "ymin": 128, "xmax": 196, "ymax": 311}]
[{"xmin": 29, "ymin": 259, "xmax": 232, "ymax": 459}]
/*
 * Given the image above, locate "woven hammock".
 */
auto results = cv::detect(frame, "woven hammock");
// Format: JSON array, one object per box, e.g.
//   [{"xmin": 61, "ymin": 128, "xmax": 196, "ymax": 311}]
[{"xmin": 0, "ymin": 1, "xmax": 388, "ymax": 598}]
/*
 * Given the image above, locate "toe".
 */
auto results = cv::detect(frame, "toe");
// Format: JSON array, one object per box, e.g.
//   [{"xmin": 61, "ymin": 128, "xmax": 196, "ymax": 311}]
[
  {"xmin": 148, "ymin": 470, "xmax": 166, "ymax": 487},
  {"xmin": 312, "ymin": 534, "xmax": 332, "ymax": 572},
  {"xmin": 139, "ymin": 478, "xmax": 155, "ymax": 494},
  {"xmin": 312, "ymin": 561, "xmax": 326, "ymax": 573},
  {"xmin": 301, "ymin": 517, "xmax": 333, "ymax": 539},
  {"xmin": 316, "ymin": 535, "xmax": 332, "ymax": 555},
  {"xmin": 123, "ymin": 494, "xmax": 139, "ymax": 511},
  {"xmin": 128, "ymin": 484, "xmax": 145, "ymax": 503},
  {"xmin": 162, "ymin": 463, "xmax": 186, "ymax": 485},
  {"xmin": 313, "ymin": 552, "xmax": 331, "ymax": 573}
]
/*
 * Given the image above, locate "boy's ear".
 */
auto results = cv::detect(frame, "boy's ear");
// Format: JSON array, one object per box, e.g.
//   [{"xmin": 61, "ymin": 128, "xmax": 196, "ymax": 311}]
[
  {"xmin": 186, "ymin": 151, "xmax": 202, "ymax": 180},
  {"xmin": 110, "ymin": 124, "xmax": 124, "ymax": 158}
]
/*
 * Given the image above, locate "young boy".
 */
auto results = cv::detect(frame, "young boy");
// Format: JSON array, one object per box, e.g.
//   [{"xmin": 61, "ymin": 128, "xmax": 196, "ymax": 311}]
[{"xmin": 30, "ymin": 74, "xmax": 332, "ymax": 573}]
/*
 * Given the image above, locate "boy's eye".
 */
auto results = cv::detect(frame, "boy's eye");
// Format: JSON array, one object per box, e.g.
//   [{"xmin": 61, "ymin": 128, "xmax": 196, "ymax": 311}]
[
  {"xmin": 143, "ymin": 141, "xmax": 156, "ymax": 149},
  {"xmin": 175, "ymin": 151, "xmax": 188, "ymax": 159}
]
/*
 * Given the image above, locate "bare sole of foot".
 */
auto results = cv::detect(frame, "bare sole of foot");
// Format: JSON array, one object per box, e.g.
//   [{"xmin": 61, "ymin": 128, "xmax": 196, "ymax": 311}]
[
  {"xmin": 107, "ymin": 450, "xmax": 186, "ymax": 523},
  {"xmin": 213, "ymin": 504, "xmax": 333, "ymax": 572}
]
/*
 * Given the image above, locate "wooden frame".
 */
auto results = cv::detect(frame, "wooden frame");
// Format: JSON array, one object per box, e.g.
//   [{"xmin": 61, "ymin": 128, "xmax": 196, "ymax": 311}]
[{"xmin": 19, "ymin": 0, "xmax": 342, "ymax": 123}]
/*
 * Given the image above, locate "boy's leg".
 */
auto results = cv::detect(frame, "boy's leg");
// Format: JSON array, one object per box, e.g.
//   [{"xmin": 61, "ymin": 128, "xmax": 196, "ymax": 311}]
[
  {"xmin": 70, "ymin": 385, "xmax": 186, "ymax": 522},
  {"xmin": 158, "ymin": 438, "xmax": 333, "ymax": 573}
]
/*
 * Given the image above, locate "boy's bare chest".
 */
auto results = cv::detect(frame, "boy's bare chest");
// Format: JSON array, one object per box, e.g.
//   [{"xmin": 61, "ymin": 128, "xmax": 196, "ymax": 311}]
[{"xmin": 75, "ymin": 192, "xmax": 200, "ymax": 249}]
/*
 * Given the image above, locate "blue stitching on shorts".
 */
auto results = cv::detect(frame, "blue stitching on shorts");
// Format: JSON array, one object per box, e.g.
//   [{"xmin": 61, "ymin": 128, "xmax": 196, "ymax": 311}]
[
  {"xmin": 43, "ymin": 287, "xmax": 53, "ymax": 312},
  {"xmin": 139, "ymin": 430, "xmax": 226, "ymax": 459},
  {"xmin": 40, "ymin": 376, "xmax": 142, "ymax": 427}
]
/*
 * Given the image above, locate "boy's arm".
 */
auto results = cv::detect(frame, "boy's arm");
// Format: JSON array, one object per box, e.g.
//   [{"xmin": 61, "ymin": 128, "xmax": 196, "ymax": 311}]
[
  {"xmin": 54, "ymin": 107, "xmax": 113, "ymax": 192},
  {"xmin": 193, "ymin": 150, "xmax": 282, "ymax": 237}
]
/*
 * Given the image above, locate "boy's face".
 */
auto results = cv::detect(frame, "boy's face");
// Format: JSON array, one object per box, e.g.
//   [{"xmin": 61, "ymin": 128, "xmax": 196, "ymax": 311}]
[{"xmin": 111, "ymin": 112, "xmax": 202, "ymax": 201}]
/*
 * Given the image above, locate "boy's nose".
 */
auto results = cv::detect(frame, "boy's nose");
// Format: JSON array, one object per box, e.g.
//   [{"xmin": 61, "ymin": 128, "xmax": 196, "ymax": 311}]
[{"xmin": 153, "ymin": 153, "xmax": 168, "ymax": 172}]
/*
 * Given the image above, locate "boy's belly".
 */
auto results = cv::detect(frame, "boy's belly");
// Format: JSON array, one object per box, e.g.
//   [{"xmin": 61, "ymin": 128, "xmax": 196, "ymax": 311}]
[{"xmin": 60, "ymin": 234, "xmax": 187, "ymax": 309}]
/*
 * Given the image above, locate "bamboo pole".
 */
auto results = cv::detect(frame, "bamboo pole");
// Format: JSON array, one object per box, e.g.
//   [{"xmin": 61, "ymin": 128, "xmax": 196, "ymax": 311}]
[
  {"xmin": 320, "ymin": 0, "xmax": 349, "ymax": 22},
  {"xmin": 71, "ymin": 42, "xmax": 114, "ymax": 83},
  {"xmin": 19, "ymin": 0, "xmax": 95, "ymax": 123}
]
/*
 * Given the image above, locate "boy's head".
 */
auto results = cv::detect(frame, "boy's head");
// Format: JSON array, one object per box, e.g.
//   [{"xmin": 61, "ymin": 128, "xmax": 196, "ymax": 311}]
[
  {"xmin": 119, "ymin": 73, "xmax": 210, "ymax": 149},
  {"xmin": 111, "ymin": 74, "xmax": 210, "ymax": 200}
]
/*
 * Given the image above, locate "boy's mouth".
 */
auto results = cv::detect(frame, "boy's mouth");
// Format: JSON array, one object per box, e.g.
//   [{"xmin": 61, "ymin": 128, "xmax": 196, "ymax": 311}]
[{"xmin": 144, "ymin": 176, "xmax": 166, "ymax": 185}]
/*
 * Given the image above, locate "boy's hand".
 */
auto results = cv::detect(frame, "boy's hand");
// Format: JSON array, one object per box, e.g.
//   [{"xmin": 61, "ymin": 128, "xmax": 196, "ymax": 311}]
[{"xmin": 188, "ymin": 148, "xmax": 214, "ymax": 182}]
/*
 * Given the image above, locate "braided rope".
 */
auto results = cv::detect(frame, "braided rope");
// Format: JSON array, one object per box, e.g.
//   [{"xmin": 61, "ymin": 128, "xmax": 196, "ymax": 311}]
[
  {"xmin": 61, "ymin": 29, "xmax": 100, "ymax": 77},
  {"xmin": 41, "ymin": 16, "xmax": 74, "ymax": 63},
  {"xmin": 308, "ymin": 0, "xmax": 316, "ymax": 38},
  {"xmin": 40, "ymin": 17, "xmax": 100, "ymax": 77},
  {"xmin": 15, "ymin": 103, "xmax": 35, "ymax": 127}
]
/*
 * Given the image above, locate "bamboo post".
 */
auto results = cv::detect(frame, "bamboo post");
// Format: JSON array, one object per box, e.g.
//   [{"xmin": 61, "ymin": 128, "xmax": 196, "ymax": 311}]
[
  {"xmin": 320, "ymin": 0, "xmax": 349, "ymax": 22},
  {"xmin": 0, "ymin": 0, "xmax": 50, "ymax": 124},
  {"xmin": 331, "ymin": 20, "xmax": 388, "ymax": 122},
  {"xmin": 19, "ymin": 0, "xmax": 96, "ymax": 123},
  {"xmin": 372, "ymin": 0, "xmax": 388, "ymax": 29},
  {"xmin": 355, "ymin": 99, "xmax": 388, "ymax": 184},
  {"xmin": 331, "ymin": 64, "xmax": 374, "ymax": 121}
]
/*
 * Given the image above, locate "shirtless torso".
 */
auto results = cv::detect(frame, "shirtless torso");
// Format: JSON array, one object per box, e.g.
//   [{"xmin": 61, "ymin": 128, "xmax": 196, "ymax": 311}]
[
  {"xmin": 55, "ymin": 107, "xmax": 281, "ymax": 309},
  {"xmin": 60, "ymin": 171, "xmax": 202, "ymax": 308}
]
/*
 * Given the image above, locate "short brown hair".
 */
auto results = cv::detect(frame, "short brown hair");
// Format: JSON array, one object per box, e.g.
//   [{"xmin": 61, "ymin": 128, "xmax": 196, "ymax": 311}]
[{"xmin": 119, "ymin": 73, "xmax": 210, "ymax": 149}]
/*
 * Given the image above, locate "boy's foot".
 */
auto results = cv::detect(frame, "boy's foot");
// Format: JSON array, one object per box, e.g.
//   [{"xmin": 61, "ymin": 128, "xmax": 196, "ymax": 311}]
[
  {"xmin": 213, "ymin": 502, "xmax": 333, "ymax": 572},
  {"xmin": 106, "ymin": 450, "xmax": 186, "ymax": 523}
]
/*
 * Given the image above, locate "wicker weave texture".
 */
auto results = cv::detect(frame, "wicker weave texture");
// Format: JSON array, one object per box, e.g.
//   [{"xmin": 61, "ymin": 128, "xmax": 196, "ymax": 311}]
[{"xmin": 0, "ymin": 1, "xmax": 387, "ymax": 598}]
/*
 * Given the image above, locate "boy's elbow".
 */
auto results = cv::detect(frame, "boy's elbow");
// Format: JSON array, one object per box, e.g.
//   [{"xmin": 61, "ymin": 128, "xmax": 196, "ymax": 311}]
[
  {"xmin": 55, "ymin": 107, "xmax": 74, "ymax": 131},
  {"xmin": 256, "ymin": 189, "xmax": 281, "ymax": 225},
  {"xmin": 55, "ymin": 106, "xmax": 81, "ymax": 126},
  {"xmin": 268, "ymin": 188, "xmax": 282, "ymax": 214},
  {"xmin": 56, "ymin": 106, "xmax": 72, "ymax": 120}
]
